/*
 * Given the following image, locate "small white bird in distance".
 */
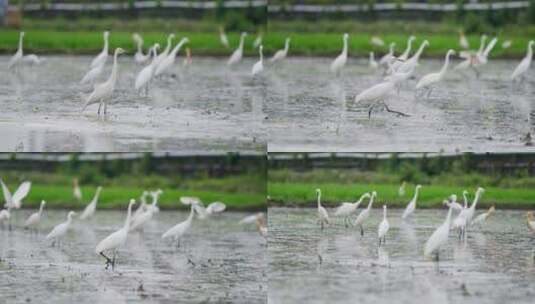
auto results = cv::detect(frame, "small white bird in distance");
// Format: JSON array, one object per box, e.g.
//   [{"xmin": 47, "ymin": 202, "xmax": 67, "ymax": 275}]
[
  {"xmin": 354, "ymin": 191, "xmax": 377, "ymax": 236},
  {"xmin": 24, "ymin": 200, "xmax": 46, "ymax": 232},
  {"xmin": 46, "ymin": 211, "xmax": 76, "ymax": 247},
  {"xmin": 161, "ymin": 203, "xmax": 197, "ymax": 247},
  {"xmin": 270, "ymin": 38, "xmax": 290, "ymax": 64},
  {"xmin": 80, "ymin": 186, "xmax": 103, "ymax": 220},
  {"xmin": 401, "ymin": 184, "xmax": 422, "ymax": 219},
  {"xmin": 73, "ymin": 178, "xmax": 82, "ymax": 202},
  {"xmin": 252, "ymin": 45, "xmax": 264, "ymax": 76},
  {"xmin": 316, "ymin": 188, "xmax": 330, "ymax": 230},
  {"xmin": 378, "ymin": 205, "xmax": 390, "ymax": 246}
]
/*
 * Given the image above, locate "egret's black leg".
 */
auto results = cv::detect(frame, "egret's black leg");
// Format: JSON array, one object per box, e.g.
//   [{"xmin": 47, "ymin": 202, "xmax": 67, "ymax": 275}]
[
  {"xmin": 384, "ymin": 103, "xmax": 410, "ymax": 117},
  {"xmin": 360, "ymin": 225, "xmax": 364, "ymax": 236},
  {"xmin": 368, "ymin": 104, "xmax": 375, "ymax": 119},
  {"xmin": 97, "ymin": 102, "xmax": 102, "ymax": 115},
  {"xmin": 100, "ymin": 252, "xmax": 112, "ymax": 269}
]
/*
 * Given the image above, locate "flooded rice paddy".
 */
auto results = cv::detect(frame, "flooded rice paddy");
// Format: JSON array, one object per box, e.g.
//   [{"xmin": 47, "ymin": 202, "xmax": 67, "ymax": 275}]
[
  {"xmin": 268, "ymin": 207, "xmax": 535, "ymax": 304},
  {"xmin": 266, "ymin": 58, "xmax": 535, "ymax": 152},
  {"xmin": 0, "ymin": 56, "xmax": 266, "ymax": 152},
  {"xmin": 0, "ymin": 210, "xmax": 266, "ymax": 303}
]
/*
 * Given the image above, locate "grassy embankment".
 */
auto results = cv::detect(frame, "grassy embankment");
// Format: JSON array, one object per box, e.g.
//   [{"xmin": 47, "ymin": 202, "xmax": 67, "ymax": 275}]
[
  {"xmin": 1, "ymin": 171, "xmax": 266, "ymax": 211},
  {"xmin": 268, "ymin": 169, "xmax": 535, "ymax": 209},
  {"xmin": 0, "ymin": 19, "xmax": 533, "ymax": 57}
]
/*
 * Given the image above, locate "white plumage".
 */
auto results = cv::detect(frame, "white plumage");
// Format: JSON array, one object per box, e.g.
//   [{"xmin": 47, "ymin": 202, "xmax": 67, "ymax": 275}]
[
  {"xmin": 161, "ymin": 204, "xmax": 196, "ymax": 243},
  {"xmin": 330, "ymin": 33, "xmax": 349, "ymax": 75},
  {"xmin": 154, "ymin": 37, "xmax": 189, "ymax": 77},
  {"xmin": 252, "ymin": 45, "xmax": 264, "ymax": 76},
  {"xmin": 424, "ymin": 206, "xmax": 453, "ymax": 258},
  {"xmin": 379, "ymin": 42, "xmax": 396, "ymax": 66},
  {"xmin": 472, "ymin": 205, "xmax": 495, "ymax": 226},
  {"xmin": 378, "ymin": 205, "xmax": 390, "ymax": 245},
  {"xmin": 135, "ymin": 44, "xmax": 160, "ymax": 93},
  {"xmin": 316, "ymin": 188, "xmax": 329, "ymax": 229},
  {"xmin": 401, "ymin": 184, "xmax": 422, "ymax": 219},
  {"xmin": 511, "ymin": 40, "xmax": 534, "ymax": 81},
  {"xmin": 1, "ymin": 179, "xmax": 31, "ymax": 209},
  {"xmin": 334, "ymin": 192, "xmax": 371, "ymax": 217},
  {"xmin": 90, "ymin": 31, "xmax": 110, "ymax": 69},
  {"xmin": 219, "ymin": 27, "xmax": 229, "ymax": 48},
  {"xmin": 416, "ymin": 49, "xmax": 455, "ymax": 97},
  {"xmin": 228, "ymin": 32, "xmax": 247, "ymax": 66},
  {"xmin": 80, "ymin": 62, "xmax": 105, "ymax": 85},
  {"xmin": 80, "ymin": 186, "xmax": 103, "ymax": 220},
  {"xmin": 46, "ymin": 211, "xmax": 76, "ymax": 242},
  {"xmin": 8, "ymin": 32, "xmax": 25, "ymax": 71},
  {"xmin": 153, "ymin": 34, "xmax": 176, "ymax": 71},
  {"xmin": 24, "ymin": 200, "xmax": 46, "ymax": 229},
  {"xmin": 354, "ymin": 191, "xmax": 376, "ymax": 236},
  {"xmin": 133, "ymin": 33, "xmax": 151, "ymax": 64},
  {"xmin": 73, "ymin": 178, "xmax": 82, "ymax": 202},
  {"xmin": 270, "ymin": 38, "xmax": 291, "ymax": 63}
]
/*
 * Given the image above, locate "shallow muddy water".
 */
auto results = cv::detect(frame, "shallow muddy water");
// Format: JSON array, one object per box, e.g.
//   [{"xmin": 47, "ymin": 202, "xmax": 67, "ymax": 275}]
[
  {"xmin": 0, "ymin": 210, "xmax": 266, "ymax": 303},
  {"xmin": 0, "ymin": 56, "xmax": 266, "ymax": 152},
  {"xmin": 268, "ymin": 207, "xmax": 535, "ymax": 304},
  {"xmin": 265, "ymin": 57, "xmax": 535, "ymax": 152}
]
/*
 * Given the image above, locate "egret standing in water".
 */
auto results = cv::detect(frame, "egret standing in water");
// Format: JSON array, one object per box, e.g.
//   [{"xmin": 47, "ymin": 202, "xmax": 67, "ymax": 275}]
[
  {"xmin": 330, "ymin": 33, "xmax": 349, "ymax": 76},
  {"xmin": 135, "ymin": 44, "xmax": 160, "ymax": 95},
  {"xmin": 334, "ymin": 192, "xmax": 371, "ymax": 227},
  {"xmin": 154, "ymin": 37, "xmax": 189, "ymax": 77},
  {"xmin": 270, "ymin": 38, "xmax": 291, "ymax": 64},
  {"xmin": 82, "ymin": 48, "xmax": 125, "ymax": 116},
  {"xmin": 80, "ymin": 186, "xmax": 103, "ymax": 220},
  {"xmin": 91, "ymin": 31, "xmax": 110, "ymax": 69},
  {"xmin": 8, "ymin": 31, "xmax": 25, "ymax": 73},
  {"xmin": 228, "ymin": 32, "xmax": 247, "ymax": 66},
  {"xmin": 162, "ymin": 203, "xmax": 196, "ymax": 247},
  {"xmin": 95, "ymin": 199, "xmax": 136, "ymax": 270},
  {"xmin": 354, "ymin": 191, "xmax": 376, "ymax": 236},
  {"xmin": 424, "ymin": 206, "xmax": 453, "ymax": 261},
  {"xmin": 416, "ymin": 49, "xmax": 455, "ymax": 99},
  {"xmin": 510, "ymin": 40, "xmax": 534, "ymax": 82},
  {"xmin": 401, "ymin": 184, "xmax": 422, "ymax": 220},
  {"xmin": 24, "ymin": 200, "xmax": 46, "ymax": 233},
  {"xmin": 378, "ymin": 205, "xmax": 390, "ymax": 246},
  {"xmin": 316, "ymin": 189, "xmax": 330, "ymax": 230},
  {"xmin": 252, "ymin": 45, "xmax": 264, "ymax": 76},
  {"xmin": 46, "ymin": 211, "xmax": 76, "ymax": 247},
  {"xmin": 132, "ymin": 33, "xmax": 150, "ymax": 64}
]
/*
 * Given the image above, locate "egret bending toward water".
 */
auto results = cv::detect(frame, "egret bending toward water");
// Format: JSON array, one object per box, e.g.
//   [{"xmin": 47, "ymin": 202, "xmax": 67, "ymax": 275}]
[
  {"xmin": 46, "ymin": 211, "xmax": 76, "ymax": 246},
  {"xmin": 1, "ymin": 179, "xmax": 31, "ymax": 209},
  {"xmin": 472, "ymin": 205, "xmax": 495, "ymax": 226},
  {"xmin": 402, "ymin": 184, "xmax": 422, "ymax": 219},
  {"xmin": 354, "ymin": 191, "xmax": 376, "ymax": 236},
  {"xmin": 416, "ymin": 49, "xmax": 455, "ymax": 99},
  {"xmin": 334, "ymin": 192, "xmax": 371, "ymax": 227},
  {"xmin": 424, "ymin": 206, "xmax": 453, "ymax": 261},
  {"xmin": 219, "ymin": 26, "xmax": 229, "ymax": 48},
  {"xmin": 510, "ymin": 40, "xmax": 534, "ymax": 82},
  {"xmin": 252, "ymin": 45, "xmax": 264, "ymax": 76},
  {"xmin": 91, "ymin": 31, "xmax": 110, "ymax": 69},
  {"xmin": 316, "ymin": 189, "xmax": 330, "ymax": 230},
  {"xmin": 96, "ymin": 200, "xmax": 135, "ymax": 270},
  {"xmin": 135, "ymin": 44, "xmax": 160, "ymax": 95},
  {"xmin": 154, "ymin": 37, "xmax": 189, "ymax": 77},
  {"xmin": 8, "ymin": 32, "xmax": 24, "ymax": 72},
  {"xmin": 330, "ymin": 33, "xmax": 349, "ymax": 75},
  {"xmin": 24, "ymin": 200, "xmax": 46, "ymax": 232},
  {"xmin": 162, "ymin": 203, "xmax": 196, "ymax": 247},
  {"xmin": 73, "ymin": 178, "xmax": 82, "ymax": 202},
  {"xmin": 271, "ymin": 38, "xmax": 291, "ymax": 64},
  {"xmin": 132, "ymin": 33, "xmax": 150, "ymax": 64},
  {"xmin": 228, "ymin": 32, "xmax": 247, "ymax": 66},
  {"xmin": 355, "ymin": 70, "xmax": 412, "ymax": 118},
  {"xmin": 80, "ymin": 186, "xmax": 103, "ymax": 220},
  {"xmin": 82, "ymin": 48, "xmax": 125, "ymax": 116},
  {"xmin": 527, "ymin": 212, "xmax": 535, "ymax": 232},
  {"xmin": 378, "ymin": 205, "xmax": 390, "ymax": 246}
]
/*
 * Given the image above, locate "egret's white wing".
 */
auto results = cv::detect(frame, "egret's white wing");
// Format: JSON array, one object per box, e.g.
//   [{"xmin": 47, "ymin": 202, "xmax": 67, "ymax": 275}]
[
  {"xmin": 1, "ymin": 180, "xmax": 12, "ymax": 208},
  {"xmin": 206, "ymin": 202, "xmax": 226, "ymax": 214},
  {"xmin": 239, "ymin": 214, "xmax": 258, "ymax": 224},
  {"xmin": 12, "ymin": 181, "xmax": 31, "ymax": 205}
]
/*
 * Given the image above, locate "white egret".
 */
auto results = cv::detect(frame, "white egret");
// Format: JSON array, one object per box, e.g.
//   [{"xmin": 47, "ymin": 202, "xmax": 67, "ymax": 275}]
[
  {"xmin": 253, "ymin": 33, "xmax": 262, "ymax": 49},
  {"xmin": 459, "ymin": 30, "xmax": 469, "ymax": 49},
  {"xmin": 334, "ymin": 192, "xmax": 371, "ymax": 227},
  {"xmin": 510, "ymin": 40, "xmax": 534, "ymax": 82},
  {"xmin": 371, "ymin": 36, "xmax": 385, "ymax": 47},
  {"xmin": 80, "ymin": 61, "xmax": 105, "ymax": 85},
  {"xmin": 24, "ymin": 200, "xmax": 46, "ymax": 231},
  {"xmin": 378, "ymin": 205, "xmax": 390, "ymax": 246},
  {"xmin": 228, "ymin": 32, "xmax": 247, "ymax": 66},
  {"xmin": 354, "ymin": 191, "xmax": 376, "ymax": 236},
  {"xmin": 316, "ymin": 188, "xmax": 330, "ymax": 230},
  {"xmin": 471, "ymin": 205, "xmax": 495, "ymax": 226},
  {"xmin": 219, "ymin": 26, "xmax": 230, "ymax": 48},
  {"xmin": 90, "ymin": 31, "xmax": 110, "ymax": 69},
  {"xmin": 95, "ymin": 199, "xmax": 136, "ymax": 269},
  {"xmin": 135, "ymin": 44, "xmax": 160, "ymax": 95},
  {"xmin": 330, "ymin": 33, "xmax": 349, "ymax": 75},
  {"xmin": 154, "ymin": 37, "xmax": 189, "ymax": 77},
  {"xmin": 401, "ymin": 184, "xmax": 422, "ymax": 219},
  {"xmin": 205, "ymin": 202, "xmax": 226, "ymax": 215},
  {"xmin": 424, "ymin": 206, "xmax": 453, "ymax": 261},
  {"xmin": 369, "ymin": 52, "xmax": 378, "ymax": 69},
  {"xmin": 252, "ymin": 45, "xmax": 264, "ymax": 76},
  {"xmin": 162, "ymin": 203, "xmax": 196, "ymax": 247},
  {"xmin": 443, "ymin": 194, "xmax": 463, "ymax": 212},
  {"xmin": 73, "ymin": 178, "xmax": 82, "ymax": 202},
  {"xmin": 399, "ymin": 35, "xmax": 416, "ymax": 61},
  {"xmin": 396, "ymin": 40, "xmax": 429, "ymax": 74},
  {"xmin": 452, "ymin": 190, "xmax": 469, "ymax": 239},
  {"xmin": 148, "ymin": 189, "xmax": 163, "ymax": 213},
  {"xmin": 379, "ymin": 42, "xmax": 396, "ymax": 66},
  {"xmin": 82, "ymin": 48, "xmax": 125, "ymax": 116},
  {"xmin": 398, "ymin": 181, "xmax": 406, "ymax": 197},
  {"xmin": 239, "ymin": 213, "xmax": 261, "ymax": 225},
  {"xmin": 80, "ymin": 186, "xmax": 103, "ymax": 220},
  {"xmin": 456, "ymin": 34, "xmax": 487, "ymax": 73},
  {"xmin": 527, "ymin": 212, "xmax": 535, "ymax": 233},
  {"xmin": 270, "ymin": 38, "xmax": 290, "ymax": 64},
  {"xmin": 8, "ymin": 31, "xmax": 24, "ymax": 72},
  {"xmin": 1, "ymin": 179, "xmax": 31, "ymax": 209},
  {"xmin": 153, "ymin": 33, "xmax": 176, "ymax": 70},
  {"xmin": 416, "ymin": 49, "xmax": 455, "ymax": 98},
  {"xmin": 46, "ymin": 211, "xmax": 76, "ymax": 246},
  {"xmin": 180, "ymin": 196, "xmax": 201, "ymax": 206},
  {"xmin": 463, "ymin": 187, "xmax": 485, "ymax": 225},
  {"xmin": 132, "ymin": 33, "xmax": 150, "ymax": 64},
  {"xmin": 475, "ymin": 37, "xmax": 498, "ymax": 66},
  {"xmin": 129, "ymin": 202, "xmax": 156, "ymax": 232},
  {"xmin": 502, "ymin": 40, "xmax": 512, "ymax": 49}
]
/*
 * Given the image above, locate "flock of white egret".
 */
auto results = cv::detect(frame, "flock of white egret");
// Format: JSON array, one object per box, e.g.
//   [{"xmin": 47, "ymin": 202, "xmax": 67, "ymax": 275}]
[
  {"xmin": 313, "ymin": 185, "xmax": 521, "ymax": 261},
  {"xmin": 0, "ymin": 179, "xmax": 267, "ymax": 270}
]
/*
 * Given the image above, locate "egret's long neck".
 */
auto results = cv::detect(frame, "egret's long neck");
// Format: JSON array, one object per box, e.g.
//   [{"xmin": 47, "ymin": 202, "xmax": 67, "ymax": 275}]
[
  {"xmin": 402, "ymin": 39, "xmax": 412, "ymax": 58},
  {"xmin": 124, "ymin": 203, "xmax": 133, "ymax": 230},
  {"xmin": 150, "ymin": 48, "xmax": 159, "ymax": 65},
  {"xmin": 164, "ymin": 37, "xmax": 173, "ymax": 55},
  {"xmin": 445, "ymin": 206, "xmax": 453, "ymax": 224},
  {"xmin": 67, "ymin": 213, "xmax": 73, "ymax": 224},
  {"xmin": 136, "ymin": 38, "xmax": 142, "ymax": 53},
  {"xmin": 104, "ymin": 35, "xmax": 109, "ymax": 53},
  {"xmin": 259, "ymin": 48, "xmax": 263, "ymax": 62},
  {"xmin": 413, "ymin": 44, "xmax": 426, "ymax": 61},
  {"xmin": 170, "ymin": 40, "xmax": 187, "ymax": 57},
  {"xmin": 478, "ymin": 37, "xmax": 486, "ymax": 54},
  {"xmin": 93, "ymin": 188, "xmax": 102, "ymax": 203},
  {"xmin": 440, "ymin": 53, "xmax": 452, "ymax": 75},
  {"xmin": 367, "ymin": 196, "xmax": 374, "ymax": 210},
  {"xmin": 471, "ymin": 190, "xmax": 482, "ymax": 210},
  {"xmin": 342, "ymin": 37, "xmax": 348, "ymax": 56},
  {"xmin": 187, "ymin": 205, "xmax": 195, "ymax": 221},
  {"xmin": 110, "ymin": 51, "xmax": 119, "ymax": 84},
  {"xmin": 389, "ymin": 44, "xmax": 394, "ymax": 55},
  {"xmin": 284, "ymin": 40, "xmax": 289, "ymax": 53},
  {"xmin": 18, "ymin": 34, "xmax": 23, "ymax": 53},
  {"xmin": 38, "ymin": 203, "xmax": 44, "ymax": 215},
  {"xmin": 527, "ymin": 43, "xmax": 533, "ymax": 59},
  {"xmin": 412, "ymin": 187, "xmax": 420, "ymax": 202},
  {"xmin": 383, "ymin": 207, "xmax": 387, "ymax": 219},
  {"xmin": 239, "ymin": 35, "xmax": 245, "ymax": 51},
  {"xmin": 317, "ymin": 192, "xmax": 321, "ymax": 208}
]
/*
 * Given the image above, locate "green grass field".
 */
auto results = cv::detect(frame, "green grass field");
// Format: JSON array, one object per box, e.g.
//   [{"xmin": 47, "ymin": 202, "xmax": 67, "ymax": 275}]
[
  {"xmin": 268, "ymin": 182, "xmax": 535, "ymax": 209},
  {"xmin": 0, "ymin": 29, "xmax": 532, "ymax": 58},
  {"xmin": 21, "ymin": 184, "xmax": 264, "ymax": 211}
]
